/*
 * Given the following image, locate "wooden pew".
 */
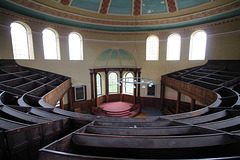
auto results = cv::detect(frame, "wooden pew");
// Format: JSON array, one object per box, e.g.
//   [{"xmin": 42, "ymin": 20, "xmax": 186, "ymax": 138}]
[
  {"xmin": 72, "ymin": 130, "xmax": 235, "ymax": 149},
  {"xmin": 93, "ymin": 118, "xmax": 184, "ymax": 128},
  {"xmin": 85, "ymin": 125, "xmax": 202, "ymax": 136},
  {"xmin": 0, "ymin": 105, "xmax": 55, "ymax": 146},
  {"xmin": 0, "ymin": 130, "xmax": 7, "ymax": 160},
  {"xmin": 177, "ymin": 109, "xmax": 228, "ymax": 124},
  {"xmin": 0, "ymin": 117, "xmax": 35, "ymax": 160},
  {"xmin": 200, "ymin": 114, "xmax": 240, "ymax": 131},
  {"xmin": 9, "ymin": 105, "xmax": 71, "ymax": 138}
]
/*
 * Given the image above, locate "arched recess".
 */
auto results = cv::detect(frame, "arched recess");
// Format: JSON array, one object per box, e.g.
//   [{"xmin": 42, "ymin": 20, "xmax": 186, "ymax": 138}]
[
  {"xmin": 90, "ymin": 48, "xmax": 140, "ymax": 106},
  {"xmin": 10, "ymin": 21, "xmax": 34, "ymax": 59},
  {"xmin": 42, "ymin": 28, "xmax": 61, "ymax": 60}
]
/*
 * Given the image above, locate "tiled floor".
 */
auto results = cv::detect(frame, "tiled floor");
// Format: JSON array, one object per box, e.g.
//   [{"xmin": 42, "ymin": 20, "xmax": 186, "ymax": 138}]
[{"xmin": 141, "ymin": 108, "xmax": 163, "ymax": 116}]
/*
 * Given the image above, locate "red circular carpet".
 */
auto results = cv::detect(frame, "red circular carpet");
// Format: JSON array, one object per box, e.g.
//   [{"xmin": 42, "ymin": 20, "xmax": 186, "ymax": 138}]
[{"xmin": 98, "ymin": 101, "xmax": 132, "ymax": 112}]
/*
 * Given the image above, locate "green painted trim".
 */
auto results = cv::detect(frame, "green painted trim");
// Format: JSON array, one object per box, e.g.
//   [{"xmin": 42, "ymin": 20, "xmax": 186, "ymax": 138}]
[{"xmin": 0, "ymin": 1, "xmax": 239, "ymax": 32}]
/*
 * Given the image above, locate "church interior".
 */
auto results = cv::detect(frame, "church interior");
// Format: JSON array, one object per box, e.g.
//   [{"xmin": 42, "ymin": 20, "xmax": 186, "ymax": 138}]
[{"xmin": 0, "ymin": 0, "xmax": 240, "ymax": 159}]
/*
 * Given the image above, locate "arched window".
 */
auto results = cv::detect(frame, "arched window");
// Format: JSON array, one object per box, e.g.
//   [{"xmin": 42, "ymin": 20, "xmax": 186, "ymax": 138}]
[
  {"xmin": 108, "ymin": 72, "xmax": 118, "ymax": 93},
  {"xmin": 167, "ymin": 33, "xmax": 181, "ymax": 60},
  {"xmin": 10, "ymin": 22, "xmax": 34, "ymax": 59},
  {"xmin": 42, "ymin": 28, "xmax": 60, "ymax": 60},
  {"xmin": 124, "ymin": 72, "xmax": 134, "ymax": 95},
  {"xmin": 146, "ymin": 35, "xmax": 159, "ymax": 61},
  {"xmin": 96, "ymin": 73, "xmax": 102, "ymax": 95},
  {"xmin": 68, "ymin": 32, "xmax": 83, "ymax": 60},
  {"xmin": 189, "ymin": 30, "xmax": 207, "ymax": 60}
]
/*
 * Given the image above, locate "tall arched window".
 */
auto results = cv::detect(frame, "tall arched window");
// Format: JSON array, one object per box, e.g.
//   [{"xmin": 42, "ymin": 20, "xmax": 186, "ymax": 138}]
[
  {"xmin": 10, "ymin": 22, "xmax": 34, "ymax": 59},
  {"xmin": 68, "ymin": 32, "xmax": 83, "ymax": 60},
  {"xmin": 108, "ymin": 72, "xmax": 118, "ymax": 93},
  {"xmin": 167, "ymin": 33, "xmax": 181, "ymax": 60},
  {"xmin": 42, "ymin": 28, "xmax": 60, "ymax": 60},
  {"xmin": 96, "ymin": 73, "xmax": 102, "ymax": 96},
  {"xmin": 124, "ymin": 72, "xmax": 134, "ymax": 95},
  {"xmin": 146, "ymin": 35, "xmax": 159, "ymax": 61},
  {"xmin": 189, "ymin": 30, "xmax": 207, "ymax": 60}
]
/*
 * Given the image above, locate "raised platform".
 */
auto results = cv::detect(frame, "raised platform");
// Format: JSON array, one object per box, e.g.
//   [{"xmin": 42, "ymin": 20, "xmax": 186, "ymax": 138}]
[{"xmin": 92, "ymin": 101, "xmax": 141, "ymax": 118}]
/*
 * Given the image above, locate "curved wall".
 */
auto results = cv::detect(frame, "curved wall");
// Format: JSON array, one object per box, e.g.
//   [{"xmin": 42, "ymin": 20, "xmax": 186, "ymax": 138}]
[{"xmin": 0, "ymin": 8, "xmax": 240, "ymax": 101}]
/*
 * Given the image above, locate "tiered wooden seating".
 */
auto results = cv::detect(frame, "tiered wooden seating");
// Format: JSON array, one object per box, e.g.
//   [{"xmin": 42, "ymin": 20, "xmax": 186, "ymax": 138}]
[
  {"xmin": 1, "ymin": 60, "xmax": 240, "ymax": 159},
  {"xmin": 0, "ymin": 60, "xmax": 73, "ymax": 160},
  {"xmin": 38, "ymin": 60, "xmax": 240, "ymax": 160}
]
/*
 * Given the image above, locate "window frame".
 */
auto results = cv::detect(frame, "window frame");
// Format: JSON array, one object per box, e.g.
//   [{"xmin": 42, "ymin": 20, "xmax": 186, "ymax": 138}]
[
  {"xmin": 10, "ymin": 21, "xmax": 34, "ymax": 60},
  {"xmin": 124, "ymin": 72, "xmax": 134, "ymax": 95},
  {"xmin": 166, "ymin": 33, "xmax": 181, "ymax": 61},
  {"xmin": 146, "ymin": 35, "xmax": 159, "ymax": 61},
  {"xmin": 147, "ymin": 84, "xmax": 156, "ymax": 97},
  {"xmin": 96, "ymin": 73, "xmax": 102, "ymax": 96},
  {"xmin": 108, "ymin": 72, "xmax": 118, "ymax": 94},
  {"xmin": 74, "ymin": 85, "xmax": 85, "ymax": 101},
  {"xmin": 42, "ymin": 28, "xmax": 61, "ymax": 60},
  {"xmin": 189, "ymin": 30, "xmax": 207, "ymax": 60},
  {"xmin": 68, "ymin": 32, "xmax": 83, "ymax": 60}
]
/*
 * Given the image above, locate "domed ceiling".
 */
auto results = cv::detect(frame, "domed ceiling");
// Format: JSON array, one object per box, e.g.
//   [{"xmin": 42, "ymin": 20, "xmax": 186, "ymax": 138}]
[
  {"xmin": 95, "ymin": 48, "xmax": 136, "ymax": 68},
  {"xmin": 0, "ymin": 0, "xmax": 240, "ymax": 31}
]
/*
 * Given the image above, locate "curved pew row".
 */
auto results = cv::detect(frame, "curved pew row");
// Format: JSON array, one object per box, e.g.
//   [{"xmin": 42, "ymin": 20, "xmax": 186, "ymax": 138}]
[
  {"xmin": 85, "ymin": 123, "xmax": 211, "ymax": 136},
  {"xmin": 85, "ymin": 109, "xmax": 240, "ymax": 136},
  {"xmin": 0, "ymin": 105, "xmax": 61, "ymax": 145},
  {"xmin": 176, "ymin": 108, "xmax": 240, "ymax": 125},
  {"xmin": 1, "ymin": 60, "xmax": 240, "ymax": 159},
  {"xmin": 39, "ymin": 124, "xmax": 240, "ymax": 160},
  {"xmin": 216, "ymin": 87, "xmax": 240, "ymax": 108},
  {"xmin": 0, "ymin": 117, "xmax": 39, "ymax": 160},
  {"xmin": 8, "ymin": 105, "xmax": 71, "ymax": 137}
]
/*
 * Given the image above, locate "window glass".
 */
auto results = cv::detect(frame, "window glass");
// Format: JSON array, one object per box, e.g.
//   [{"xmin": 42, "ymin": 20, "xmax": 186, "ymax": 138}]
[
  {"xmin": 10, "ymin": 22, "xmax": 33, "ymax": 59},
  {"xmin": 147, "ymin": 85, "xmax": 156, "ymax": 96},
  {"xmin": 189, "ymin": 30, "xmax": 207, "ymax": 60},
  {"xmin": 125, "ymin": 72, "xmax": 134, "ymax": 95},
  {"xmin": 108, "ymin": 72, "xmax": 118, "ymax": 93},
  {"xmin": 42, "ymin": 28, "xmax": 60, "ymax": 60},
  {"xmin": 167, "ymin": 33, "xmax": 181, "ymax": 60},
  {"xmin": 96, "ymin": 73, "xmax": 102, "ymax": 95},
  {"xmin": 146, "ymin": 35, "xmax": 159, "ymax": 60},
  {"xmin": 69, "ymin": 32, "xmax": 83, "ymax": 60},
  {"xmin": 75, "ymin": 86, "xmax": 85, "ymax": 101}
]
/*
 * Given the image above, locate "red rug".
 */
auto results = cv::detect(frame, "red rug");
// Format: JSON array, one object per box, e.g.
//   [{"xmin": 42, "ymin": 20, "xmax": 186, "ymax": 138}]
[{"xmin": 98, "ymin": 101, "xmax": 132, "ymax": 112}]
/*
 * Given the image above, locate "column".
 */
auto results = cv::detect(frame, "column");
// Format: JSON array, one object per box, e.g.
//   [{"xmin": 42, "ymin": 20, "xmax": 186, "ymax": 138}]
[
  {"xmin": 94, "ymin": 72, "xmax": 97, "ymax": 106},
  {"xmin": 190, "ymin": 98, "xmax": 196, "ymax": 111},
  {"xmin": 68, "ymin": 87, "xmax": 73, "ymax": 111},
  {"xmin": 160, "ymin": 83, "xmax": 165, "ymax": 108},
  {"xmin": 137, "ymin": 71, "xmax": 141, "ymax": 97},
  {"xmin": 176, "ymin": 92, "xmax": 181, "ymax": 114},
  {"xmin": 134, "ymin": 71, "xmax": 137, "ymax": 98},
  {"xmin": 90, "ymin": 70, "xmax": 94, "ymax": 99},
  {"xmin": 119, "ymin": 70, "xmax": 123, "ymax": 95},
  {"xmin": 105, "ymin": 69, "xmax": 109, "ymax": 95},
  {"xmin": 119, "ymin": 69, "xmax": 123, "ymax": 101},
  {"xmin": 60, "ymin": 97, "xmax": 64, "ymax": 110}
]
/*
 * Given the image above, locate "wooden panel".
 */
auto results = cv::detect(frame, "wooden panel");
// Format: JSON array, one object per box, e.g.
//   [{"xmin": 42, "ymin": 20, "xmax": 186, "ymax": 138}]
[
  {"xmin": 28, "ymin": 124, "xmax": 43, "ymax": 160},
  {"xmin": 140, "ymin": 97, "xmax": 161, "ymax": 109},
  {"xmin": 161, "ymin": 77, "xmax": 217, "ymax": 105},
  {"xmin": 97, "ymin": 95, "xmax": 106, "ymax": 106},
  {"xmin": 41, "ymin": 122, "xmax": 55, "ymax": 146},
  {"xmin": 42, "ymin": 79, "xmax": 71, "ymax": 106},
  {"xmin": 107, "ymin": 94, "xmax": 120, "ymax": 102},
  {"xmin": 6, "ymin": 127, "xmax": 31, "ymax": 160},
  {"xmin": 0, "ymin": 131, "xmax": 7, "ymax": 160},
  {"xmin": 73, "ymin": 100, "xmax": 92, "ymax": 113},
  {"xmin": 72, "ymin": 132, "xmax": 235, "ymax": 149},
  {"xmin": 122, "ymin": 94, "xmax": 134, "ymax": 104}
]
